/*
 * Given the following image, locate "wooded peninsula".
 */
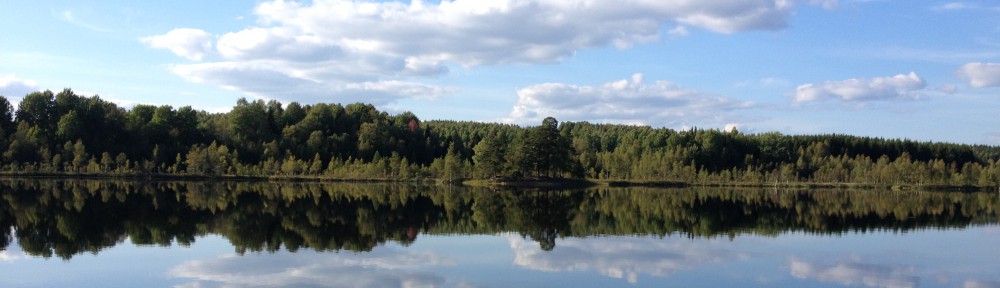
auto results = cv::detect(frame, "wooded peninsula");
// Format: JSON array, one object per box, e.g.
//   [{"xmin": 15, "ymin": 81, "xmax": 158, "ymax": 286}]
[{"xmin": 1, "ymin": 89, "xmax": 999, "ymax": 189}]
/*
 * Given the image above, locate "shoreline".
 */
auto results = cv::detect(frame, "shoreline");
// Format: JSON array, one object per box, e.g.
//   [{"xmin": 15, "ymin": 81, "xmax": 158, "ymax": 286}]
[{"xmin": 0, "ymin": 172, "xmax": 992, "ymax": 192}]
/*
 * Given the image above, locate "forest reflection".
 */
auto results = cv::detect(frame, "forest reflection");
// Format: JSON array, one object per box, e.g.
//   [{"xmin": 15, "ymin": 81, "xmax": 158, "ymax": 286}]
[{"xmin": 0, "ymin": 179, "xmax": 997, "ymax": 259}]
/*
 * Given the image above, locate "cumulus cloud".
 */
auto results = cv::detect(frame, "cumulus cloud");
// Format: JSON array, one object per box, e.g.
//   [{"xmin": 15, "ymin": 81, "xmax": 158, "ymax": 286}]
[
  {"xmin": 794, "ymin": 72, "xmax": 927, "ymax": 102},
  {"xmin": 171, "ymin": 62, "xmax": 454, "ymax": 105},
  {"xmin": 506, "ymin": 73, "xmax": 752, "ymax": 127},
  {"xmin": 142, "ymin": 28, "xmax": 214, "ymax": 61},
  {"xmin": 244, "ymin": 0, "xmax": 803, "ymax": 65},
  {"xmin": 724, "ymin": 123, "xmax": 740, "ymax": 132},
  {"xmin": 143, "ymin": 0, "xmax": 830, "ymax": 104},
  {"xmin": 170, "ymin": 248, "xmax": 458, "ymax": 287},
  {"xmin": 509, "ymin": 235, "xmax": 741, "ymax": 284},
  {"xmin": 0, "ymin": 74, "xmax": 39, "ymax": 102},
  {"xmin": 957, "ymin": 62, "xmax": 1000, "ymax": 88},
  {"xmin": 789, "ymin": 258, "xmax": 918, "ymax": 288}
]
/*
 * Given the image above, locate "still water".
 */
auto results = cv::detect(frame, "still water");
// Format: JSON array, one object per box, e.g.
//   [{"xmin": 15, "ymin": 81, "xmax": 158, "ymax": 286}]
[{"xmin": 0, "ymin": 180, "xmax": 997, "ymax": 287}]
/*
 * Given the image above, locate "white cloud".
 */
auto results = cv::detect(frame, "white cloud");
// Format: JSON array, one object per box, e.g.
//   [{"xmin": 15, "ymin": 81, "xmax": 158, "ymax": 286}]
[
  {"xmin": 101, "ymin": 95, "xmax": 140, "ymax": 109},
  {"xmin": 142, "ymin": 28, "xmax": 214, "ymax": 61},
  {"xmin": 0, "ymin": 75, "xmax": 39, "ymax": 104},
  {"xmin": 0, "ymin": 78, "xmax": 133, "ymax": 109},
  {"xmin": 794, "ymin": 72, "xmax": 927, "ymax": 102},
  {"xmin": 931, "ymin": 2, "xmax": 978, "ymax": 11},
  {"xmin": 342, "ymin": 80, "xmax": 457, "ymax": 100},
  {"xmin": 506, "ymin": 73, "xmax": 753, "ymax": 128},
  {"xmin": 724, "ymin": 123, "xmax": 740, "ymax": 132},
  {"xmin": 957, "ymin": 62, "xmax": 1000, "ymax": 88},
  {"xmin": 144, "ymin": 0, "xmax": 831, "ymax": 105},
  {"xmin": 247, "ymin": 0, "xmax": 803, "ymax": 63},
  {"xmin": 789, "ymin": 258, "xmax": 918, "ymax": 288},
  {"xmin": 215, "ymin": 27, "xmax": 342, "ymax": 62},
  {"xmin": 510, "ymin": 235, "xmax": 741, "ymax": 284},
  {"xmin": 171, "ymin": 62, "xmax": 455, "ymax": 105}
]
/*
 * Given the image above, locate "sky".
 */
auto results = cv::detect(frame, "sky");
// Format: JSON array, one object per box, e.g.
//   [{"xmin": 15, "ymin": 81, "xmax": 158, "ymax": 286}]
[{"xmin": 1, "ymin": 0, "xmax": 1000, "ymax": 145}]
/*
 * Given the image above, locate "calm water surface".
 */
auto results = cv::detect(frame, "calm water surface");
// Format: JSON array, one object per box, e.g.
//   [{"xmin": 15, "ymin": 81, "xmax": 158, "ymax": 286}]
[{"xmin": 0, "ymin": 180, "xmax": 997, "ymax": 287}]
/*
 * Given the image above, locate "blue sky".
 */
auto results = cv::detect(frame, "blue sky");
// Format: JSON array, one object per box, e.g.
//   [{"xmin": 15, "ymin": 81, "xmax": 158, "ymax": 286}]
[{"xmin": 2, "ymin": 0, "xmax": 1000, "ymax": 144}]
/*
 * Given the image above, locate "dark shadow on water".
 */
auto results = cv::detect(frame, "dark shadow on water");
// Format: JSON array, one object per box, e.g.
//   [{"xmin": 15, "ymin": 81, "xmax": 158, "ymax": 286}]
[{"xmin": 0, "ymin": 179, "xmax": 997, "ymax": 259}]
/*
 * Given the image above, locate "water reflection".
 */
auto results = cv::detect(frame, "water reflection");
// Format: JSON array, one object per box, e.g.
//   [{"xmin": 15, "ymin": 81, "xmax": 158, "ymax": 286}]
[
  {"xmin": 510, "ymin": 236, "xmax": 743, "ymax": 284},
  {"xmin": 0, "ymin": 244, "xmax": 23, "ymax": 262},
  {"xmin": 965, "ymin": 280, "xmax": 1000, "ymax": 288},
  {"xmin": 784, "ymin": 252, "xmax": 1000, "ymax": 288},
  {"xmin": 789, "ymin": 258, "xmax": 919, "ymax": 288},
  {"xmin": 0, "ymin": 179, "xmax": 998, "ymax": 259},
  {"xmin": 170, "ymin": 247, "xmax": 456, "ymax": 288}
]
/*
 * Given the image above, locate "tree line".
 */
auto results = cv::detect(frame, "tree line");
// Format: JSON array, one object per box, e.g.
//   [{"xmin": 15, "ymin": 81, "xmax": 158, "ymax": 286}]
[{"xmin": 1, "ymin": 89, "xmax": 999, "ymax": 187}]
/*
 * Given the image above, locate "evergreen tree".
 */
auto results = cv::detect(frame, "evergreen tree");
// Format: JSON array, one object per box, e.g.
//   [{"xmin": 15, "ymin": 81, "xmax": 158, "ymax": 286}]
[
  {"xmin": 442, "ymin": 144, "xmax": 465, "ymax": 183},
  {"xmin": 512, "ymin": 117, "xmax": 573, "ymax": 177},
  {"xmin": 472, "ymin": 134, "xmax": 506, "ymax": 179}
]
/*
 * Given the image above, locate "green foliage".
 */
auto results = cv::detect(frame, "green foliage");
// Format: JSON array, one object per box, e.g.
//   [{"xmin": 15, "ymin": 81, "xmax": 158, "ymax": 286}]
[
  {"xmin": 185, "ymin": 142, "xmax": 237, "ymax": 175},
  {"xmin": 16, "ymin": 90, "xmax": 55, "ymax": 134},
  {"xmin": 442, "ymin": 144, "xmax": 466, "ymax": 182},
  {"xmin": 71, "ymin": 140, "xmax": 87, "ymax": 171},
  {"xmin": 4, "ymin": 121, "xmax": 43, "ymax": 163},
  {"xmin": 56, "ymin": 110, "xmax": 82, "ymax": 142},
  {"xmin": 0, "ymin": 90, "xmax": 998, "ymax": 188},
  {"xmin": 472, "ymin": 134, "xmax": 506, "ymax": 179},
  {"xmin": 229, "ymin": 98, "xmax": 275, "ymax": 162},
  {"xmin": 505, "ymin": 117, "xmax": 576, "ymax": 178},
  {"xmin": 0, "ymin": 95, "xmax": 15, "ymax": 137}
]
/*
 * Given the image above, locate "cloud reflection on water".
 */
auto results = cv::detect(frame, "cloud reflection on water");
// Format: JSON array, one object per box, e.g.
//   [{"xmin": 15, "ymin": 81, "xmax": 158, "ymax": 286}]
[
  {"xmin": 162, "ymin": 230, "xmax": 1000, "ymax": 287},
  {"xmin": 788, "ymin": 258, "xmax": 918, "ymax": 288},
  {"xmin": 0, "ymin": 250, "xmax": 23, "ymax": 262},
  {"xmin": 0, "ymin": 237, "xmax": 24, "ymax": 262},
  {"xmin": 169, "ymin": 246, "xmax": 458, "ymax": 288},
  {"xmin": 787, "ymin": 253, "xmax": 1000, "ymax": 288},
  {"xmin": 508, "ymin": 235, "xmax": 742, "ymax": 284}
]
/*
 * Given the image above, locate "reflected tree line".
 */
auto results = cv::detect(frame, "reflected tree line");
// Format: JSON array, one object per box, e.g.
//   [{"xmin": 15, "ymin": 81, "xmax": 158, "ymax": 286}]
[{"xmin": 0, "ymin": 179, "xmax": 998, "ymax": 259}]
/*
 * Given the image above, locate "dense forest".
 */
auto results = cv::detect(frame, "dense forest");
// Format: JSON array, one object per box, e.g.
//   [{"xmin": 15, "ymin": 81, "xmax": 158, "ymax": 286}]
[
  {"xmin": 2, "ymin": 89, "xmax": 1000, "ymax": 187},
  {"xmin": 3, "ymin": 180, "xmax": 997, "ymax": 259}
]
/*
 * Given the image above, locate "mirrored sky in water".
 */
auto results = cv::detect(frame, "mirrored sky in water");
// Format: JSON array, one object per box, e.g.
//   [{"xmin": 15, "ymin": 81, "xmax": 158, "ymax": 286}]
[{"xmin": 3, "ymin": 226, "xmax": 999, "ymax": 288}]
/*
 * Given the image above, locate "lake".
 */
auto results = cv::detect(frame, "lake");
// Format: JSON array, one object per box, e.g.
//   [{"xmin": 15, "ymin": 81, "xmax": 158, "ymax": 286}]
[{"xmin": 0, "ymin": 179, "xmax": 998, "ymax": 287}]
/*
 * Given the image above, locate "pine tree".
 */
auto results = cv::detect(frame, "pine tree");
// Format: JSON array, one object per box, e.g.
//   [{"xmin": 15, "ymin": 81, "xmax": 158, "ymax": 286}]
[{"xmin": 472, "ymin": 134, "xmax": 506, "ymax": 179}]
